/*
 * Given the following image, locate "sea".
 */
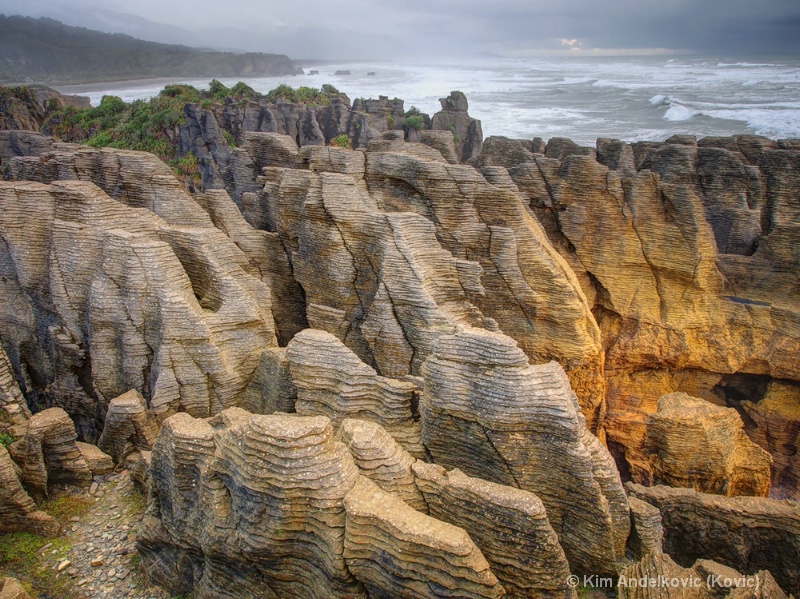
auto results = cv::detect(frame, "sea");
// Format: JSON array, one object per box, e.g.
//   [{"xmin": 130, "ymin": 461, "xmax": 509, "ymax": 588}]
[{"xmin": 56, "ymin": 56, "xmax": 800, "ymax": 146}]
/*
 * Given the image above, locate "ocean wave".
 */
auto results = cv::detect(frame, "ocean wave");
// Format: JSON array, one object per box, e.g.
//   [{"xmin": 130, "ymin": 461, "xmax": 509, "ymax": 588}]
[
  {"xmin": 664, "ymin": 103, "xmax": 696, "ymax": 122},
  {"xmin": 649, "ymin": 94, "xmax": 671, "ymax": 106}
]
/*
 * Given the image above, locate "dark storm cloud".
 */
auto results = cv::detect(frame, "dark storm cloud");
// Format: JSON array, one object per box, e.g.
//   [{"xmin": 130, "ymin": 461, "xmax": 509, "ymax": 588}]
[{"xmin": 2, "ymin": 0, "xmax": 799, "ymax": 57}]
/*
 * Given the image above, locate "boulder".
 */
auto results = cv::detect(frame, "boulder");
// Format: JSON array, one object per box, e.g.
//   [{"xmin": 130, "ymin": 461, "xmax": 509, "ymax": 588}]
[
  {"xmin": 644, "ymin": 392, "xmax": 772, "ymax": 496},
  {"xmin": 0, "ymin": 577, "xmax": 34, "ymax": 599}
]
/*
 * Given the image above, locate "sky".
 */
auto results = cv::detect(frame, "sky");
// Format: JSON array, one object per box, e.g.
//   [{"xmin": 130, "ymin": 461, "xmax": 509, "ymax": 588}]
[{"xmin": 2, "ymin": 0, "xmax": 799, "ymax": 60}]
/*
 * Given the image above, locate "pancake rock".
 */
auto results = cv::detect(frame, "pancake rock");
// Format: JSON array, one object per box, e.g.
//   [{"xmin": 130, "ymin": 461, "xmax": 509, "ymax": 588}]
[
  {"xmin": 626, "ymin": 496, "xmax": 664, "ymax": 560},
  {"xmin": 644, "ymin": 392, "xmax": 772, "ymax": 496},
  {"xmin": 16, "ymin": 406, "xmax": 93, "ymax": 497},
  {"xmin": 501, "ymin": 135, "xmax": 800, "ymax": 495},
  {"xmin": 287, "ymin": 329, "xmax": 424, "ymax": 457},
  {"xmin": 413, "ymin": 462, "xmax": 574, "ymax": 599},
  {"xmin": 257, "ymin": 134, "xmax": 604, "ymax": 429},
  {"xmin": 0, "ymin": 146, "xmax": 281, "ymax": 435},
  {"xmin": 616, "ymin": 552, "xmax": 789, "ymax": 599},
  {"xmin": 0, "ymin": 444, "xmax": 59, "ymax": 536},
  {"xmin": 97, "ymin": 389, "xmax": 159, "ymax": 465},
  {"xmin": 0, "ymin": 344, "xmax": 30, "ymax": 428},
  {"xmin": 138, "ymin": 409, "xmax": 365, "ymax": 598},
  {"xmin": 431, "ymin": 91, "xmax": 483, "ymax": 164},
  {"xmin": 420, "ymin": 327, "xmax": 629, "ymax": 575},
  {"xmin": 343, "ymin": 476, "xmax": 505, "ymax": 599},
  {"xmin": 626, "ymin": 482, "xmax": 800, "ymax": 595},
  {"xmin": 338, "ymin": 418, "xmax": 426, "ymax": 510}
]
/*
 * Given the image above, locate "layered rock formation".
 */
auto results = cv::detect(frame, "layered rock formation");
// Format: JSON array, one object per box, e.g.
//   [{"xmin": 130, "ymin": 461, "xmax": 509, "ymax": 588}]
[
  {"xmin": 139, "ymin": 409, "xmax": 517, "ymax": 598},
  {"xmin": 0, "ymin": 344, "xmax": 30, "ymax": 429},
  {"xmin": 344, "ymin": 476, "xmax": 505, "ymax": 598},
  {"xmin": 15, "ymin": 407, "xmax": 92, "ymax": 497},
  {"xmin": 0, "ymin": 146, "xmax": 281, "ymax": 438},
  {"xmin": 0, "ymin": 444, "xmax": 59, "ymax": 536},
  {"xmin": 420, "ymin": 327, "xmax": 629, "ymax": 575},
  {"xmin": 338, "ymin": 418, "xmax": 426, "ymax": 510},
  {"xmin": 288, "ymin": 329, "xmax": 424, "ymax": 457},
  {"xmin": 627, "ymin": 483, "xmax": 800, "ymax": 595},
  {"xmin": 414, "ymin": 462, "xmax": 574, "ymax": 598},
  {"xmin": 97, "ymin": 389, "xmax": 159, "ymax": 465},
  {"xmin": 644, "ymin": 392, "xmax": 773, "ymax": 496},
  {"xmin": 1, "ymin": 90, "xmax": 799, "ymax": 597},
  {"xmin": 496, "ymin": 134, "xmax": 800, "ymax": 498},
  {"xmin": 616, "ymin": 552, "xmax": 789, "ymax": 599},
  {"xmin": 257, "ymin": 135, "xmax": 604, "ymax": 431},
  {"xmin": 431, "ymin": 91, "xmax": 483, "ymax": 164},
  {"xmin": 742, "ymin": 381, "xmax": 800, "ymax": 497}
]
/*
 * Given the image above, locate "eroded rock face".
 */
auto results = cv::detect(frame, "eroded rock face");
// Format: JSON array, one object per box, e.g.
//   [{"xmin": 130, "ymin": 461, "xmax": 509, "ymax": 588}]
[
  {"xmin": 644, "ymin": 393, "xmax": 772, "ymax": 496},
  {"xmin": 287, "ymin": 329, "xmax": 424, "ymax": 457},
  {"xmin": 138, "ymin": 409, "xmax": 364, "ymax": 598},
  {"xmin": 97, "ymin": 389, "xmax": 159, "ymax": 465},
  {"xmin": 431, "ymin": 91, "xmax": 483, "ymax": 164},
  {"xmin": 0, "ymin": 344, "xmax": 30, "ymax": 428},
  {"xmin": 17, "ymin": 407, "xmax": 92, "ymax": 497},
  {"xmin": 420, "ymin": 327, "xmax": 629, "ymax": 575},
  {"xmin": 501, "ymin": 136, "xmax": 800, "ymax": 497},
  {"xmin": 414, "ymin": 462, "xmax": 575, "ymax": 599},
  {"xmin": 261, "ymin": 137, "xmax": 604, "ymax": 431},
  {"xmin": 344, "ymin": 476, "xmax": 505, "ymax": 599},
  {"xmin": 338, "ymin": 418, "xmax": 426, "ymax": 511},
  {"xmin": 742, "ymin": 381, "xmax": 800, "ymax": 497},
  {"xmin": 0, "ymin": 146, "xmax": 282, "ymax": 436},
  {"xmin": 0, "ymin": 444, "xmax": 59, "ymax": 536},
  {"xmin": 627, "ymin": 483, "xmax": 800, "ymax": 596},
  {"xmin": 139, "ymin": 409, "xmax": 514, "ymax": 599},
  {"xmin": 626, "ymin": 496, "xmax": 663, "ymax": 560},
  {"xmin": 616, "ymin": 552, "xmax": 789, "ymax": 599}
]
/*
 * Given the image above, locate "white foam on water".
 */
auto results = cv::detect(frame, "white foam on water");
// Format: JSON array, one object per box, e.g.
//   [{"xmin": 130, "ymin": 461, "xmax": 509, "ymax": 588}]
[{"xmin": 57, "ymin": 55, "xmax": 800, "ymax": 146}]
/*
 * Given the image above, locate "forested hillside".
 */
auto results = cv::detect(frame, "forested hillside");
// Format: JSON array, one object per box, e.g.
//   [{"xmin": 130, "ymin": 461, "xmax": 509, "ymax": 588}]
[{"xmin": 0, "ymin": 15, "xmax": 300, "ymax": 84}]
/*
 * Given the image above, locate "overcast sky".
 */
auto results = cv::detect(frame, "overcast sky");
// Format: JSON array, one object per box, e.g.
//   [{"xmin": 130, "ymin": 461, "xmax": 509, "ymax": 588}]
[{"xmin": 3, "ymin": 0, "xmax": 799, "ymax": 59}]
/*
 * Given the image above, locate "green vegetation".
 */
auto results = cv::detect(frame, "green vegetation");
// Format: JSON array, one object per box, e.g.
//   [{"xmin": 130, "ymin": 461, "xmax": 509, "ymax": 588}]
[
  {"xmin": 331, "ymin": 134, "xmax": 352, "ymax": 149},
  {"xmin": 405, "ymin": 106, "xmax": 422, "ymax": 116},
  {"xmin": 26, "ymin": 80, "xmax": 351, "ymax": 184},
  {"xmin": 386, "ymin": 114, "xmax": 395, "ymax": 128},
  {"xmin": 0, "ymin": 530, "xmax": 72, "ymax": 598},
  {"xmin": 0, "ymin": 431, "xmax": 17, "ymax": 448},
  {"xmin": 265, "ymin": 83, "xmax": 344, "ymax": 106},
  {"xmin": 41, "ymin": 494, "xmax": 92, "ymax": 524},
  {"xmin": 405, "ymin": 115, "xmax": 425, "ymax": 131}
]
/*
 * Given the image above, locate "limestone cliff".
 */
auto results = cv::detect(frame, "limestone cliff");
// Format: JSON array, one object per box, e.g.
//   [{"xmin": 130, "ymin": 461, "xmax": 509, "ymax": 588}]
[{"xmin": 494, "ymin": 134, "xmax": 800, "ymax": 498}]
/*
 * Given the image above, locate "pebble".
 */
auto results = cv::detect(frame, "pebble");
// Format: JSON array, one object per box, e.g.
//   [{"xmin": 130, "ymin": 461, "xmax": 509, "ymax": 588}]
[
  {"xmin": 57, "ymin": 560, "xmax": 71, "ymax": 571},
  {"xmin": 50, "ymin": 471, "xmax": 170, "ymax": 599}
]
